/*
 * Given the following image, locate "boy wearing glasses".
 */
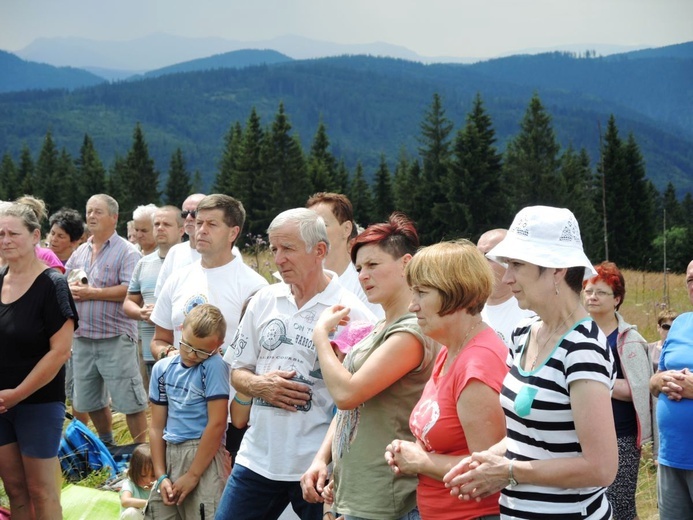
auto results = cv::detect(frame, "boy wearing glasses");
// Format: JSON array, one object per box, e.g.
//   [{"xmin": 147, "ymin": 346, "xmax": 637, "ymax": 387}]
[{"xmin": 147, "ymin": 303, "xmax": 231, "ymax": 519}]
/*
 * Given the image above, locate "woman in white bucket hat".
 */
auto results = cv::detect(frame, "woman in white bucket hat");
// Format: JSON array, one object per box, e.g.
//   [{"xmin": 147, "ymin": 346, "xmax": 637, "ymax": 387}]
[{"xmin": 442, "ymin": 206, "xmax": 618, "ymax": 520}]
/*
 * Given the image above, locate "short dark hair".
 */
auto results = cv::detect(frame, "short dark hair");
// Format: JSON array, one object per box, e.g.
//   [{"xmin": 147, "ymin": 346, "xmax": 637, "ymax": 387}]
[
  {"xmin": 196, "ymin": 194, "xmax": 245, "ymax": 244},
  {"xmin": 49, "ymin": 208, "xmax": 85, "ymax": 242}
]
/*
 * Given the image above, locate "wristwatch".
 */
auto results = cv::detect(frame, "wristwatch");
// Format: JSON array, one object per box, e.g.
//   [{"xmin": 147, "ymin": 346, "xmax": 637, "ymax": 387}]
[{"xmin": 508, "ymin": 459, "xmax": 518, "ymax": 487}]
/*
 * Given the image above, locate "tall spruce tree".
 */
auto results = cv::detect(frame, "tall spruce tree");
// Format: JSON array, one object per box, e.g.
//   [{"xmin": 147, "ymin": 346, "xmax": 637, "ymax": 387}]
[
  {"xmin": 213, "ymin": 121, "xmax": 243, "ymax": 195},
  {"xmin": 75, "ymin": 133, "xmax": 106, "ymax": 212},
  {"xmin": 264, "ymin": 103, "xmax": 308, "ymax": 219},
  {"xmin": 234, "ymin": 108, "xmax": 264, "ymax": 234},
  {"xmin": 392, "ymin": 150, "xmax": 418, "ymax": 220},
  {"xmin": 0, "ymin": 153, "xmax": 18, "ymax": 200},
  {"xmin": 661, "ymin": 182, "xmax": 684, "ymax": 228},
  {"xmin": 447, "ymin": 94, "xmax": 506, "ymax": 239},
  {"xmin": 165, "ymin": 147, "xmax": 192, "ymax": 207},
  {"xmin": 125, "ymin": 123, "xmax": 160, "ymax": 214},
  {"xmin": 416, "ymin": 93, "xmax": 453, "ymax": 244},
  {"xmin": 349, "ymin": 162, "xmax": 373, "ymax": 228},
  {"xmin": 560, "ymin": 146, "xmax": 600, "ymax": 260},
  {"xmin": 503, "ymin": 93, "xmax": 564, "ymax": 212},
  {"xmin": 107, "ymin": 155, "xmax": 129, "ymax": 233},
  {"xmin": 34, "ymin": 131, "xmax": 60, "ymax": 214},
  {"xmin": 17, "ymin": 145, "xmax": 35, "ymax": 195},
  {"xmin": 596, "ymin": 116, "xmax": 623, "ymax": 262},
  {"xmin": 307, "ymin": 122, "xmax": 337, "ymax": 193},
  {"xmin": 334, "ymin": 160, "xmax": 350, "ymax": 195},
  {"xmin": 56, "ymin": 148, "xmax": 79, "ymax": 211},
  {"xmin": 622, "ymin": 133, "xmax": 656, "ymax": 267},
  {"xmin": 371, "ymin": 155, "xmax": 394, "ymax": 222}
]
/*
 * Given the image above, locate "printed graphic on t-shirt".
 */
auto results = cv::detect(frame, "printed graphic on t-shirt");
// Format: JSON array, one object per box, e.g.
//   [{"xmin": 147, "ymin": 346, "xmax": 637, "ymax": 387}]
[{"xmin": 260, "ymin": 318, "xmax": 292, "ymax": 350}]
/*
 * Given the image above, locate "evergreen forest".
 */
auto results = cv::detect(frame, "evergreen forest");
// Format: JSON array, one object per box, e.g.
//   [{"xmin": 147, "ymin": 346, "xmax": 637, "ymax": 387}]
[{"xmin": 1, "ymin": 92, "xmax": 691, "ymax": 273}]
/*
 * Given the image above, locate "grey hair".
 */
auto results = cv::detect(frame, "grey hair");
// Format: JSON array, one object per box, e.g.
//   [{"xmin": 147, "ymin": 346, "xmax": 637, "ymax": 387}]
[
  {"xmin": 268, "ymin": 208, "xmax": 329, "ymax": 252},
  {"xmin": 0, "ymin": 202, "xmax": 42, "ymax": 233},
  {"xmin": 133, "ymin": 204, "xmax": 158, "ymax": 222},
  {"xmin": 88, "ymin": 194, "xmax": 119, "ymax": 216}
]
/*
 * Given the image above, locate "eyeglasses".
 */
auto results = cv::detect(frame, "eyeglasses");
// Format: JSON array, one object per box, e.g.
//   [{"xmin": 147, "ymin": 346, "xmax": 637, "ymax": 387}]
[
  {"xmin": 179, "ymin": 339, "xmax": 213, "ymax": 359},
  {"xmin": 660, "ymin": 323, "xmax": 671, "ymax": 330},
  {"xmin": 181, "ymin": 210, "xmax": 197, "ymax": 219},
  {"xmin": 583, "ymin": 289, "xmax": 614, "ymax": 298}
]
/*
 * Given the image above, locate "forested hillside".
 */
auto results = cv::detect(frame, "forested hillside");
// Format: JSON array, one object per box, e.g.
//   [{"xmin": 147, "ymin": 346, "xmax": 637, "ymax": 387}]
[
  {"xmin": 0, "ymin": 50, "xmax": 105, "ymax": 92},
  {"xmin": 0, "ymin": 51, "xmax": 691, "ymax": 194}
]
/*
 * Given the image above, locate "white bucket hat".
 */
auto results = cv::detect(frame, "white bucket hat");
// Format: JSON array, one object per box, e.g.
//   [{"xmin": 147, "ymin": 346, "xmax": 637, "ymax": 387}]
[{"xmin": 486, "ymin": 205, "xmax": 596, "ymax": 278}]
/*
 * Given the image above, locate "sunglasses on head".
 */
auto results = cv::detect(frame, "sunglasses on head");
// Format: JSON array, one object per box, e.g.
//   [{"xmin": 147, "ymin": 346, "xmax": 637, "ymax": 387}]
[
  {"xmin": 660, "ymin": 323, "xmax": 671, "ymax": 330},
  {"xmin": 181, "ymin": 210, "xmax": 197, "ymax": 219}
]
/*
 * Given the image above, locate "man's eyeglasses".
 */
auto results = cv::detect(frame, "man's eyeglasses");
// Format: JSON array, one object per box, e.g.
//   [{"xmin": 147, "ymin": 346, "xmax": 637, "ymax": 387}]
[
  {"xmin": 660, "ymin": 323, "xmax": 672, "ymax": 331},
  {"xmin": 583, "ymin": 289, "xmax": 614, "ymax": 298},
  {"xmin": 181, "ymin": 210, "xmax": 197, "ymax": 219},
  {"xmin": 179, "ymin": 339, "xmax": 213, "ymax": 359}
]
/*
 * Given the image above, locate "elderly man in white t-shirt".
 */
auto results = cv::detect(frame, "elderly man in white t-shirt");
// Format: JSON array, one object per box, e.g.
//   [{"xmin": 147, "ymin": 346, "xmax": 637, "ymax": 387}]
[{"xmin": 217, "ymin": 208, "xmax": 376, "ymax": 520}]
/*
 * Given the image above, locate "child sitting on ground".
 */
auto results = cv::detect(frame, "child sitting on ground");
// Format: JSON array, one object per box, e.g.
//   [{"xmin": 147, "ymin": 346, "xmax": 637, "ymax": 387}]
[
  {"xmin": 146, "ymin": 304, "xmax": 232, "ymax": 519},
  {"xmin": 120, "ymin": 444, "xmax": 155, "ymax": 519}
]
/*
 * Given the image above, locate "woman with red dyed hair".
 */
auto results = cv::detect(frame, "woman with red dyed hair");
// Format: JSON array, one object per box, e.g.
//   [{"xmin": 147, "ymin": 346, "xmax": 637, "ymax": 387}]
[
  {"xmin": 583, "ymin": 261, "xmax": 652, "ymax": 520},
  {"xmin": 301, "ymin": 212, "xmax": 439, "ymax": 520}
]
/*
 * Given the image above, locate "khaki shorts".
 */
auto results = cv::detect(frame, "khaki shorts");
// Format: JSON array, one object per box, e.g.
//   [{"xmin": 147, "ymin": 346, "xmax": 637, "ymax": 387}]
[
  {"xmin": 72, "ymin": 335, "xmax": 148, "ymax": 414},
  {"xmin": 145, "ymin": 440, "xmax": 231, "ymax": 519}
]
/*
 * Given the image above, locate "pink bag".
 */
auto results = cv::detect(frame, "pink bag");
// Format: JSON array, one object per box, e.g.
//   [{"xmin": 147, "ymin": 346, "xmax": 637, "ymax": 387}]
[{"xmin": 0, "ymin": 505, "xmax": 10, "ymax": 520}]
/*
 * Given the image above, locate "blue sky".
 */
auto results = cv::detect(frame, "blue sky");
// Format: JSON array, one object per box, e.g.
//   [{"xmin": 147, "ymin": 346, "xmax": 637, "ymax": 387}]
[{"xmin": 1, "ymin": 0, "xmax": 692, "ymax": 58}]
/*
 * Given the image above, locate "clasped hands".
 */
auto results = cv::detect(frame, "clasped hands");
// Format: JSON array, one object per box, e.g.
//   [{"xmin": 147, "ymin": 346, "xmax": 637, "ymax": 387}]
[
  {"xmin": 385, "ymin": 441, "xmax": 508, "ymax": 502},
  {"xmin": 658, "ymin": 368, "xmax": 693, "ymax": 401}
]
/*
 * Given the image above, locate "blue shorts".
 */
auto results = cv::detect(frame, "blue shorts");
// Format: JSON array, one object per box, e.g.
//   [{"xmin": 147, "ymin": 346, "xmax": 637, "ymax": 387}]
[{"xmin": 0, "ymin": 401, "xmax": 66, "ymax": 458}]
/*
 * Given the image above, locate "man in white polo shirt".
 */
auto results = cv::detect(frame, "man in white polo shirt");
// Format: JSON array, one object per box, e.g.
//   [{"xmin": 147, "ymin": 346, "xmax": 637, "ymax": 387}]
[{"xmin": 217, "ymin": 208, "xmax": 376, "ymax": 520}]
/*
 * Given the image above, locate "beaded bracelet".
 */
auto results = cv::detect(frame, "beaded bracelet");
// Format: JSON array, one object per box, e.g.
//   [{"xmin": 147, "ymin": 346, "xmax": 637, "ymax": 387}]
[
  {"xmin": 155, "ymin": 474, "xmax": 169, "ymax": 493},
  {"xmin": 233, "ymin": 395, "xmax": 252, "ymax": 406}
]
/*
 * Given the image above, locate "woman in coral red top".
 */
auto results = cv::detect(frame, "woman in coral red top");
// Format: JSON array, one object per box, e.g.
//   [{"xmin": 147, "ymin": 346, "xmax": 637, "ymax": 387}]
[{"xmin": 385, "ymin": 240, "xmax": 508, "ymax": 520}]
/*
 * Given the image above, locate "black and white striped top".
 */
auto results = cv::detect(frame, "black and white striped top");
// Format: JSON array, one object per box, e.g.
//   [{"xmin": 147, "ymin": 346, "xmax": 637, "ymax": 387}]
[{"xmin": 500, "ymin": 317, "xmax": 616, "ymax": 520}]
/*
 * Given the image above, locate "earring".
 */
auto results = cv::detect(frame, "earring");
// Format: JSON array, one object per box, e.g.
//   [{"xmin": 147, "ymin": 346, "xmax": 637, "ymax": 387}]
[{"xmin": 554, "ymin": 282, "xmax": 560, "ymax": 296}]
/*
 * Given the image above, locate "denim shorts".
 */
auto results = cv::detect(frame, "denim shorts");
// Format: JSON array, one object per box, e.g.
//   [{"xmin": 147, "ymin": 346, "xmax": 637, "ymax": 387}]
[{"xmin": 0, "ymin": 401, "xmax": 66, "ymax": 458}]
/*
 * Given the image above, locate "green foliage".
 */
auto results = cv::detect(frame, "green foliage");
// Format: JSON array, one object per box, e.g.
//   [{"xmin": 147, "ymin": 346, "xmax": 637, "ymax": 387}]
[
  {"xmin": 34, "ymin": 131, "xmax": 62, "ymax": 220},
  {"xmin": 0, "ymin": 89, "xmax": 689, "ymax": 271},
  {"xmin": 0, "ymin": 152, "xmax": 17, "ymax": 200},
  {"xmin": 307, "ymin": 122, "xmax": 338, "ymax": 193},
  {"xmin": 503, "ymin": 93, "xmax": 564, "ymax": 212},
  {"xmin": 416, "ymin": 93, "xmax": 454, "ymax": 243},
  {"xmin": 164, "ymin": 147, "xmax": 192, "ymax": 207},
  {"xmin": 371, "ymin": 155, "xmax": 394, "ymax": 222},
  {"xmin": 349, "ymin": 162, "xmax": 373, "ymax": 227},
  {"xmin": 75, "ymin": 133, "xmax": 106, "ymax": 212},
  {"xmin": 0, "ymin": 53, "xmax": 691, "ymax": 196},
  {"xmin": 650, "ymin": 226, "xmax": 693, "ymax": 274}
]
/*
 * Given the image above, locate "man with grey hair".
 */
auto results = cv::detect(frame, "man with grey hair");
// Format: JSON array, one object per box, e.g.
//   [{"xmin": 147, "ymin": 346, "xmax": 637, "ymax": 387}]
[
  {"xmin": 477, "ymin": 228, "xmax": 534, "ymax": 348},
  {"xmin": 217, "ymin": 208, "xmax": 377, "ymax": 520},
  {"xmin": 66, "ymin": 194, "xmax": 148, "ymax": 444},
  {"xmin": 123, "ymin": 205, "xmax": 184, "ymax": 385},
  {"xmin": 132, "ymin": 203, "xmax": 158, "ymax": 256}
]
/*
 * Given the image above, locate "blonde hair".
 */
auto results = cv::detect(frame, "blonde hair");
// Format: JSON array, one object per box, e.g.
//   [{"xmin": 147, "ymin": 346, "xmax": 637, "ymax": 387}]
[
  {"xmin": 406, "ymin": 240, "xmax": 493, "ymax": 316},
  {"xmin": 183, "ymin": 304, "xmax": 227, "ymax": 341}
]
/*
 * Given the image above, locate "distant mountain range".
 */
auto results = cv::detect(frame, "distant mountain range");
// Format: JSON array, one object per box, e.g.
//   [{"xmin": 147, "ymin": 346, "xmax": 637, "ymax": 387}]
[
  {"xmin": 10, "ymin": 33, "xmax": 653, "ymax": 75},
  {"xmin": 0, "ymin": 40, "xmax": 691, "ymax": 196}
]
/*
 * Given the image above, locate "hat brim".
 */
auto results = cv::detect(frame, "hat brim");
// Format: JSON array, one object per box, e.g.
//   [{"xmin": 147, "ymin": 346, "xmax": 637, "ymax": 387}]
[{"xmin": 486, "ymin": 233, "xmax": 596, "ymax": 279}]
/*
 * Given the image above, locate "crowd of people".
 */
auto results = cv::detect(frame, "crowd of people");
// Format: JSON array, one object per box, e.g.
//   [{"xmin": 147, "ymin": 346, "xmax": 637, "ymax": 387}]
[{"xmin": 0, "ymin": 190, "xmax": 692, "ymax": 520}]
